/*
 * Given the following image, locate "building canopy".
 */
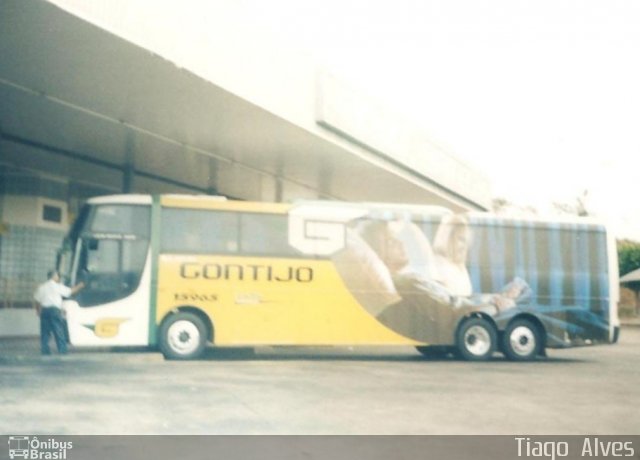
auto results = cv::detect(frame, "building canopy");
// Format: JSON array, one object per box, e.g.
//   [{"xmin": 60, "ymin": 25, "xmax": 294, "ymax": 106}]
[{"xmin": 1, "ymin": 0, "xmax": 491, "ymax": 211}]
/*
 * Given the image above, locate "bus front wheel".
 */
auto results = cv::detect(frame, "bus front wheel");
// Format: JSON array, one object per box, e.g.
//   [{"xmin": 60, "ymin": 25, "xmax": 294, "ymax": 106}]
[
  {"xmin": 456, "ymin": 317, "xmax": 497, "ymax": 361},
  {"xmin": 159, "ymin": 312, "xmax": 207, "ymax": 360},
  {"xmin": 502, "ymin": 318, "xmax": 542, "ymax": 361}
]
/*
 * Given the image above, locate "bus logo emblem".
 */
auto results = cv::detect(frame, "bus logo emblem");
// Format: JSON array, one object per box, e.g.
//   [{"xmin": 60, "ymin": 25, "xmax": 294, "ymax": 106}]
[{"xmin": 83, "ymin": 318, "xmax": 130, "ymax": 338}]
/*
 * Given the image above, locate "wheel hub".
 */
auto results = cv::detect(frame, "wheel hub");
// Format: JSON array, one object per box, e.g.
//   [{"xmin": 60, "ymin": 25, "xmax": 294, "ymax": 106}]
[
  {"xmin": 510, "ymin": 326, "xmax": 536, "ymax": 356},
  {"xmin": 167, "ymin": 320, "xmax": 201, "ymax": 355},
  {"xmin": 464, "ymin": 325, "xmax": 491, "ymax": 356}
]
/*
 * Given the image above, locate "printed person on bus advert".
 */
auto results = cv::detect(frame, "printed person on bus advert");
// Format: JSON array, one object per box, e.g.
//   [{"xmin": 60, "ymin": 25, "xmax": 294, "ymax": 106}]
[
  {"xmin": 431, "ymin": 214, "xmax": 532, "ymax": 313},
  {"xmin": 332, "ymin": 211, "xmax": 533, "ymax": 344},
  {"xmin": 350, "ymin": 216, "xmax": 469, "ymax": 343},
  {"xmin": 432, "ymin": 214, "xmax": 473, "ymax": 296}
]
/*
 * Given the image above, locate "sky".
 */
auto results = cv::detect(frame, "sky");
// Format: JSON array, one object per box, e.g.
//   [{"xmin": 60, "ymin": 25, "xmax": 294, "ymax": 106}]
[{"xmin": 236, "ymin": 0, "xmax": 640, "ymax": 240}]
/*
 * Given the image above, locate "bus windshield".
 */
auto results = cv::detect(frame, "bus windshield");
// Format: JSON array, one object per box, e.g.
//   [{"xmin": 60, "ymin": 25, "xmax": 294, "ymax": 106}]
[{"xmin": 66, "ymin": 203, "xmax": 151, "ymax": 307}]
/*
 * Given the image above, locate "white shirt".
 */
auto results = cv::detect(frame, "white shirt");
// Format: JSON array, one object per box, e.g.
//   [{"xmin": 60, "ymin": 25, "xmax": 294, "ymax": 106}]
[
  {"xmin": 434, "ymin": 255, "xmax": 473, "ymax": 297},
  {"xmin": 33, "ymin": 279, "xmax": 72, "ymax": 309}
]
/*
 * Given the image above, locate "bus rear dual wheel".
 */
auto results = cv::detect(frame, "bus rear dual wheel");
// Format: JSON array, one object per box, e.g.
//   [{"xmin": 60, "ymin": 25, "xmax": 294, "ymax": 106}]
[
  {"xmin": 159, "ymin": 312, "xmax": 207, "ymax": 360},
  {"xmin": 501, "ymin": 318, "xmax": 542, "ymax": 361},
  {"xmin": 455, "ymin": 317, "xmax": 542, "ymax": 361}
]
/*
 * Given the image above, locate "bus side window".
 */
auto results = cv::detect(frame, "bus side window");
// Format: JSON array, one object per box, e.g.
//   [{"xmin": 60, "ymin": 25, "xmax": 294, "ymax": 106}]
[
  {"xmin": 240, "ymin": 213, "xmax": 297, "ymax": 256},
  {"xmin": 161, "ymin": 208, "xmax": 239, "ymax": 255}
]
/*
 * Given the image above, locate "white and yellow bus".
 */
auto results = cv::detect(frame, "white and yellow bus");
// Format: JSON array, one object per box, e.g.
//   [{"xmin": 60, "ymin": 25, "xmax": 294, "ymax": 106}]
[{"xmin": 57, "ymin": 194, "xmax": 620, "ymax": 361}]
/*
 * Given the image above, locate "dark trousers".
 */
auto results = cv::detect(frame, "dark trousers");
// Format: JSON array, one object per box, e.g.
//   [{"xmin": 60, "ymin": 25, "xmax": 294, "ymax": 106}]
[{"xmin": 40, "ymin": 307, "xmax": 67, "ymax": 355}]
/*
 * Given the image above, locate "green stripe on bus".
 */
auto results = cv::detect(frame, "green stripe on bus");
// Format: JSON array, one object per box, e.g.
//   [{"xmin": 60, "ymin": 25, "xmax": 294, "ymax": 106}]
[{"xmin": 148, "ymin": 195, "xmax": 161, "ymax": 346}]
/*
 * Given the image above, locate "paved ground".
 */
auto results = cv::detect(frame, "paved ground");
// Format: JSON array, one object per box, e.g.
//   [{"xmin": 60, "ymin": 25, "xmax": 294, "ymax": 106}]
[{"xmin": 1, "ymin": 326, "xmax": 639, "ymax": 435}]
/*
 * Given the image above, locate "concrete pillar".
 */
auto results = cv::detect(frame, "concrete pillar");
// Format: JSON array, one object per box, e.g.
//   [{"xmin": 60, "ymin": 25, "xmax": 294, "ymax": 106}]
[
  {"xmin": 207, "ymin": 158, "xmax": 218, "ymax": 195},
  {"xmin": 122, "ymin": 132, "xmax": 135, "ymax": 193},
  {"xmin": 275, "ymin": 177, "xmax": 284, "ymax": 202}
]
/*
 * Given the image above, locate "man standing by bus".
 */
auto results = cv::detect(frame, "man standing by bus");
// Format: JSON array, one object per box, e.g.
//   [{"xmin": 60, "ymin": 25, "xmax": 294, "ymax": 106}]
[{"xmin": 34, "ymin": 270, "xmax": 84, "ymax": 355}]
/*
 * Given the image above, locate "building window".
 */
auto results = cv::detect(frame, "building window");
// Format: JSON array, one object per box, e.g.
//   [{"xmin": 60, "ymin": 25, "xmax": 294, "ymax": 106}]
[{"xmin": 42, "ymin": 204, "xmax": 63, "ymax": 223}]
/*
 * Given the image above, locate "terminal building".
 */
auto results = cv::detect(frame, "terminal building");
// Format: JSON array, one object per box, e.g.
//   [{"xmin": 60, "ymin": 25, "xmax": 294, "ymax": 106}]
[{"xmin": 0, "ymin": 0, "xmax": 491, "ymax": 321}]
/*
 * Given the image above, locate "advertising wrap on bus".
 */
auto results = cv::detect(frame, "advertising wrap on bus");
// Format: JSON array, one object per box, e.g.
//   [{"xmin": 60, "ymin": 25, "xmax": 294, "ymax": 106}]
[{"xmin": 59, "ymin": 195, "xmax": 619, "ymax": 361}]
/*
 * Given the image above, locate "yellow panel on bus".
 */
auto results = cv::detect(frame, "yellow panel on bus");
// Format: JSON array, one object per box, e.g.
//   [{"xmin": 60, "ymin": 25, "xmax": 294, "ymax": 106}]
[{"xmin": 156, "ymin": 255, "xmax": 419, "ymax": 346}]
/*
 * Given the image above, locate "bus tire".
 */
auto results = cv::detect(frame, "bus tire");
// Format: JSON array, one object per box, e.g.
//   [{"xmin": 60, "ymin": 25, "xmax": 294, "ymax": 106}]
[
  {"xmin": 502, "ymin": 318, "xmax": 542, "ymax": 361},
  {"xmin": 159, "ymin": 312, "xmax": 207, "ymax": 360},
  {"xmin": 456, "ymin": 317, "xmax": 496, "ymax": 361}
]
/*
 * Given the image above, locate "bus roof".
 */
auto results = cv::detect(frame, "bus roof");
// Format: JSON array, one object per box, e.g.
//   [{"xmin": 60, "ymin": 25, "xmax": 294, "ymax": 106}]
[
  {"xmin": 84, "ymin": 194, "xmax": 609, "ymax": 229},
  {"xmin": 466, "ymin": 211, "xmax": 608, "ymax": 229},
  {"xmin": 87, "ymin": 194, "xmax": 152, "ymax": 205},
  {"xmin": 85, "ymin": 194, "xmax": 453, "ymax": 216}
]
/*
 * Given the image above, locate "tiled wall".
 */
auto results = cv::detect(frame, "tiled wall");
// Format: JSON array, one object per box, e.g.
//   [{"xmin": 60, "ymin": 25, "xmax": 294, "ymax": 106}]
[
  {"xmin": 0, "ymin": 169, "xmax": 70, "ymax": 307},
  {"xmin": 0, "ymin": 225, "xmax": 65, "ymax": 307}
]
